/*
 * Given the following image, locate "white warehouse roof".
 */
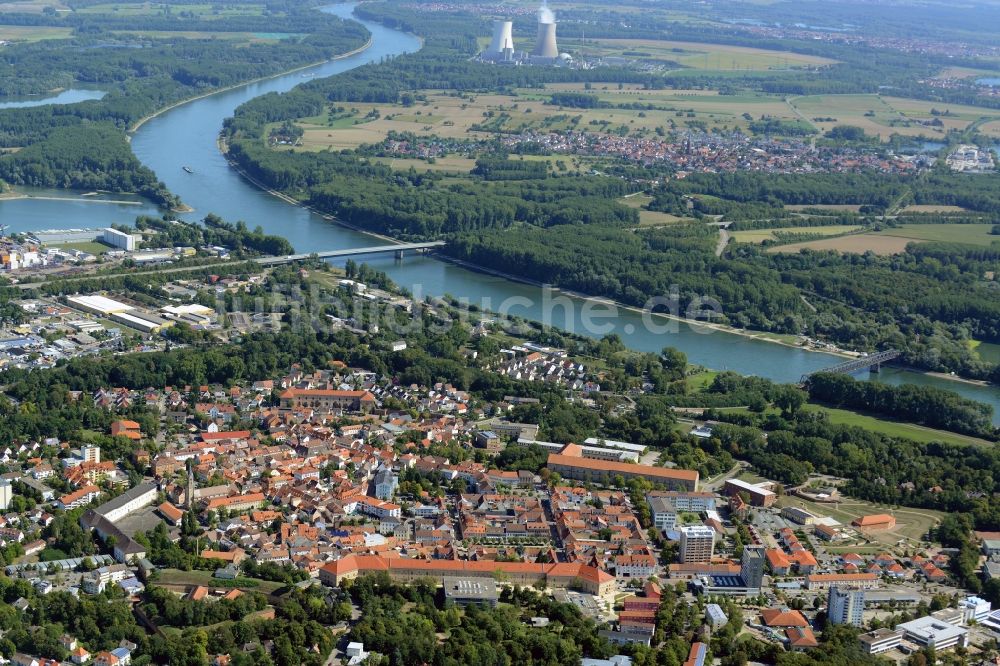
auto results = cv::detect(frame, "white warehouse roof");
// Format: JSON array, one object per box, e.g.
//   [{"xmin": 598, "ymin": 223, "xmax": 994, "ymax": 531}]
[{"xmin": 67, "ymin": 295, "xmax": 133, "ymax": 315}]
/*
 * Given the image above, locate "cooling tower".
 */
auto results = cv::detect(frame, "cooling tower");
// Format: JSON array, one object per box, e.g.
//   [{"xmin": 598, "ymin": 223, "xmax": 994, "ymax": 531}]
[
  {"xmin": 487, "ymin": 20, "xmax": 514, "ymax": 56},
  {"xmin": 532, "ymin": 21, "xmax": 558, "ymax": 58}
]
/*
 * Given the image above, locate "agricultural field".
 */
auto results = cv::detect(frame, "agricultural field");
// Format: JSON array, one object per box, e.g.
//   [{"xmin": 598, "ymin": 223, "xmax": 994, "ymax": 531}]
[
  {"xmin": 0, "ymin": 25, "xmax": 73, "ymax": 41},
  {"xmin": 769, "ymin": 234, "xmax": 914, "ymax": 255},
  {"xmin": 110, "ymin": 29, "xmax": 300, "ymax": 42},
  {"xmin": 785, "ymin": 204, "xmax": 863, "ymax": 212},
  {"xmin": 934, "ymin": 65, "xmax": 1000, "ymax": 80},
  {"xmin": 277, "ymin": 84, "xmax": 816, "ymax": 153},
  {"xmin": 771, "ymin": 223, "xmax": 998, "ymax": 254},
  {"xmin": 619, "ymin": 193, "xmax": 691, "ymax": 226},
  {"xmin": 531, "ymin": 83, "xmax": 800, "ymax": 134},
  {"xmin": 898, "ymin": 205, "xmax": 970, "ymax": 214},
  {"xmin": 372, "ymin": 156, "xmax": 477, "ymax": 173},
  {"xmin": 731, "ymin": 225, "xmax": 862, "ymax": 244},
  {"xmin": 789, "ymin": 93, "xmax": 1000, "ymax": 140},
  {"xmin": 561, "ymin": 38, "xmax": 837, "ymax": 71},
  {"xmin": 0, "ymin": 0, "xmax": 67, "ymax": 12},
  {"xmin": 278, "ymin": 93, "xmax": 492, "ymax": 151},
  {"xmin": 979, "ymin": 120, "xmax": 1000, "ymax": 138},
  {"xmin": 874, "ymin": 223, "xmax": 998, "ymax": 246},
  {"xmin": 78, "ymin": 1, "xmax": 267, "ymax": 17}
]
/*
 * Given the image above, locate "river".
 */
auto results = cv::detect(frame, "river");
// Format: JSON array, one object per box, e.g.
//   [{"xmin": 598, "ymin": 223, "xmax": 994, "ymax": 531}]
[
  {"xmin": 0, "ymin": 88, "xmax": 106, "ymax": 110},
  {"xmin": 3, "ymin": 3, "xmax": 1000, "ymax": 421}
]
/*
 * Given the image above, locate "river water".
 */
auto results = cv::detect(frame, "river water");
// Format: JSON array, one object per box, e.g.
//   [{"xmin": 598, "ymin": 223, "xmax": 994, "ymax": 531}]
[
  {"xmin": 0, "ymin": 88, "xmax": 105, "ymax": 110},
  {"xmin": 2, "ymin": 3, "xmax": 999, "ymax": 420}
]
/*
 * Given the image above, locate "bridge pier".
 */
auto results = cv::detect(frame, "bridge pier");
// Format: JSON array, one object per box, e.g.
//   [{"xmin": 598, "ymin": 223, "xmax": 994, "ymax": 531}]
[
  {"xmin": 395, "ymin": 250, "xmax": 404, "ymax": 260},
  {"xmin": 800, "ymin": 349, "xmax": 899, "ymax": 384}
]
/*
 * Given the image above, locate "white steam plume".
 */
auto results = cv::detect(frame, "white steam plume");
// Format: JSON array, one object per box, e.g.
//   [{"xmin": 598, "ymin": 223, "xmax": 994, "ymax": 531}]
[{"xmin": 538, "ymin": 1, "xmax": 555, "ymax": 24}]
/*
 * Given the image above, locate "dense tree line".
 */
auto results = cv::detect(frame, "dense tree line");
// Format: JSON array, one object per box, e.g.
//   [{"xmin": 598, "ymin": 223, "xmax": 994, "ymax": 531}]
[
  {"xmin": 132, "ymin": 214, "xmax": 294, "ymax": 256},
  {"xmin": 445, "ymin": 215, "xmax": 1000, "ymax": 380},
  {"xmin": 345, "ymin": 573, "xmax": 613, "ymax": 665},
  {"xmin": 806, "ymin": 372, "xmax": 996, "ymax": 438},
  {"xmin": 0, "ymin": 6, "xmax": 368, "ymax": 203},
  {"xmin": 707, "ymin": 408, "xmax": 1000, "ymax": 531}
]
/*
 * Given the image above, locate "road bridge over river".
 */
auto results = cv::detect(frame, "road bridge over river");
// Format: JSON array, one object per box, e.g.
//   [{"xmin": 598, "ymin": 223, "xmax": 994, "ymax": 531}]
[
  {"xmin": 254, "ymin": 241, "xmax": 445, "ymax": 266},
  {"xmin": 800, "ymin": 349, "xmax": 901, "ymax": 384}
]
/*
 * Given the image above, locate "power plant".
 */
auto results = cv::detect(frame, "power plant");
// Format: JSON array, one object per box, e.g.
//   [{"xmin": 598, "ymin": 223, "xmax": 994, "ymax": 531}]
[
  {"xmin": 532, "ymin": 21, "xmax": 558, "ymax": 59},
  {"xmin": 486, "ymin": 20, "xmax": 515, "ymax": 61},
  {"xmin": 478, "ymin": 3, "xmax": 570, "ymax": 66}
]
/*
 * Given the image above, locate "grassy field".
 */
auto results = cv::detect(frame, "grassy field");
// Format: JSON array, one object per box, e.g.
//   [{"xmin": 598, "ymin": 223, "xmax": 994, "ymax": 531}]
[
  {"xmin": 533, "ymin": 84, "xmax": 800, "ymax": 134},
  {"xmin": 46, "ymin": 240, "xmax": 112, "ymax": 254},
  {"xmin": 980, "ymin": 120, "xmax": 1000, "ymax": 138},
  {"xmin": 788, "ymin": 94, "xmax": 1000, "ymax": 140},
  {"xmin": 0, "ymin": 0, "xmax": 67, "ymax": 12},
  {"xmin": 0, "ymin": 25, "xmax": 73, "ymax": 40},
  {"xmin": 373, "ymin": 156, "xmax": 477, "ymax": 173},
  {"xmin": 875, "ymin": 223, "xmax": 998, "ymax": 246},
  {"xmin": 777, "ymin": 495, "xmax": 943, "ymax": 545},
  {"xmin": 277, "ymin": 85, "xmax": 809, "ymax": 152},
  {"xmin": 110, "ymin": 29, "xmax": 301, "ymax": 43},
  {"xmin": 898, "ymin": 205, "xmax": 970, "ymax": 214},
  {"xmin": 79, "ymin": 1, "xmax": 266, "ymax": 17},
  {"xmin": 786, "ymin": 204, "xmax": 863, "ymax": 213},
  {"xmin": 619, "ymin": 193, "xmax": 691, "ymax": 226},
  {"xmin": 771, "ymin": 223, "xmax": 999, "ymax": 255},
  {"xmin": 935, "ymin": 65, "xmax": 1000, "ymax": 80},
  {"xmin": 731, "ymin": 225, "xmax": 862, "ymax": 244},
  {"xmin": 561, "ymin": 38, "xmax": 836, "ymax": 71},
  {"xmin": 972, "ymin": 341, "xmax": 1000, "ymax": 364},
  {"xmin": 157, "ymin": 568, "xmax": 285, "ymax": 595},
  {"xmin": 686, "ymin": 369, "xmax": 720, "ymax": 391},
  {"xmin": 769, "ymin": 234, "xmax": 913, "ymax": 255},
  {"xmin": 802, "ymin": 404, "xmax": 996, "ymax": 448}
]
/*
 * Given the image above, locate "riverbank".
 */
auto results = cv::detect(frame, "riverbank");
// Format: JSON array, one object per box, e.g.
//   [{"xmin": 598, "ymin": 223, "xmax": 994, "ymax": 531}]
[
  {"xmin": 436, "ymin": 254, "xmax": 857, "ymax": 360},
  {"xmin": 127, "ymin": 36, "xmax": 374, "ymax": 135},
  {"xmin": 0, "ymin": 191, "xmax": 143, "ymax": 205},
  {"xmin": 924, "ymin": 371, "xmax": 991, "ymax": 387},
  {"xmin": 216, "ymin": 134, "xmax": 401, "ymax": 247}
]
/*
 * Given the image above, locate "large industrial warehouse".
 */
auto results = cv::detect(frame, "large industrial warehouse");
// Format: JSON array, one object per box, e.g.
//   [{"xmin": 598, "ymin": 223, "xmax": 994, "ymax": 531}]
[{"xmin": 66, "ymin": 295, "xmax": 172, "ymax": 334}]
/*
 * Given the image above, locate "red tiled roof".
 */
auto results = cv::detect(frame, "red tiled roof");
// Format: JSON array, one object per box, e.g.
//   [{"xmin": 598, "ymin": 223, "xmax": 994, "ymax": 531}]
[
  {"xmin": 761, "ymin": 608, "xmax": 809, "ymax": 627},
  {"xmin": 200, "ymin": 430, "xmax": 251, "ymax": 441},
  {"xmin": 158, "ymin": 502, "xmax": 183, "ymax": 523},
  {"xmin": 853, "ymin": 514, "xmax": 895, "ymax": 527},
  {"xmin": 547, "ymin": 453, "xmax": 699, "ymax": 483},
  {"xmin": 320, "ymin": 554, "xmax": 613, "ymax": 583}
]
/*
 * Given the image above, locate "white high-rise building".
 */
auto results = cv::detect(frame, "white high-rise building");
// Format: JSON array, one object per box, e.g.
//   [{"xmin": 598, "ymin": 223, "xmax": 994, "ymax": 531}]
[
  {"xmin": 828, "ymin": 586, "xmax": 865, "ymax": 626},
  {"xmin": 82, "ymin": 445, "xmax": 101, "ymax": 465},
  {"xmin": 679, "ymin": 525, "xmax": 715, "ymax": 563},
  {"xmin": 102, "ymin": 228, "xmax": 136, "ymax": 252},
  {"xmin": 0, "ymin": 479, "xmax": 11, "ymax": 511}
]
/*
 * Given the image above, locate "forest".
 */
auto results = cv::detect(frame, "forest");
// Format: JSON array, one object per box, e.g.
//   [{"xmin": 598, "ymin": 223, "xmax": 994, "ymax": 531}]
[
  {"xmin": 216, "ymin": 2, "xmax": 1000, "ymax": 383},
  {"xmin": 128, "ymin": 214, "xmax": 294, "ymax": 256},
  {"xmin": 445, "ymin": 222, "xmax": 1000, "ymax": 381},
  {"xmin": 805, "ymin": 372, "xmax": 995, "ymax": 438},
  {"xmin": 0, "ymin": 572, "xmax": 343, "ymax": 666},
  {"xmin": 0, "ymin": 2, "xmax": 368, "ymax": 205}
]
